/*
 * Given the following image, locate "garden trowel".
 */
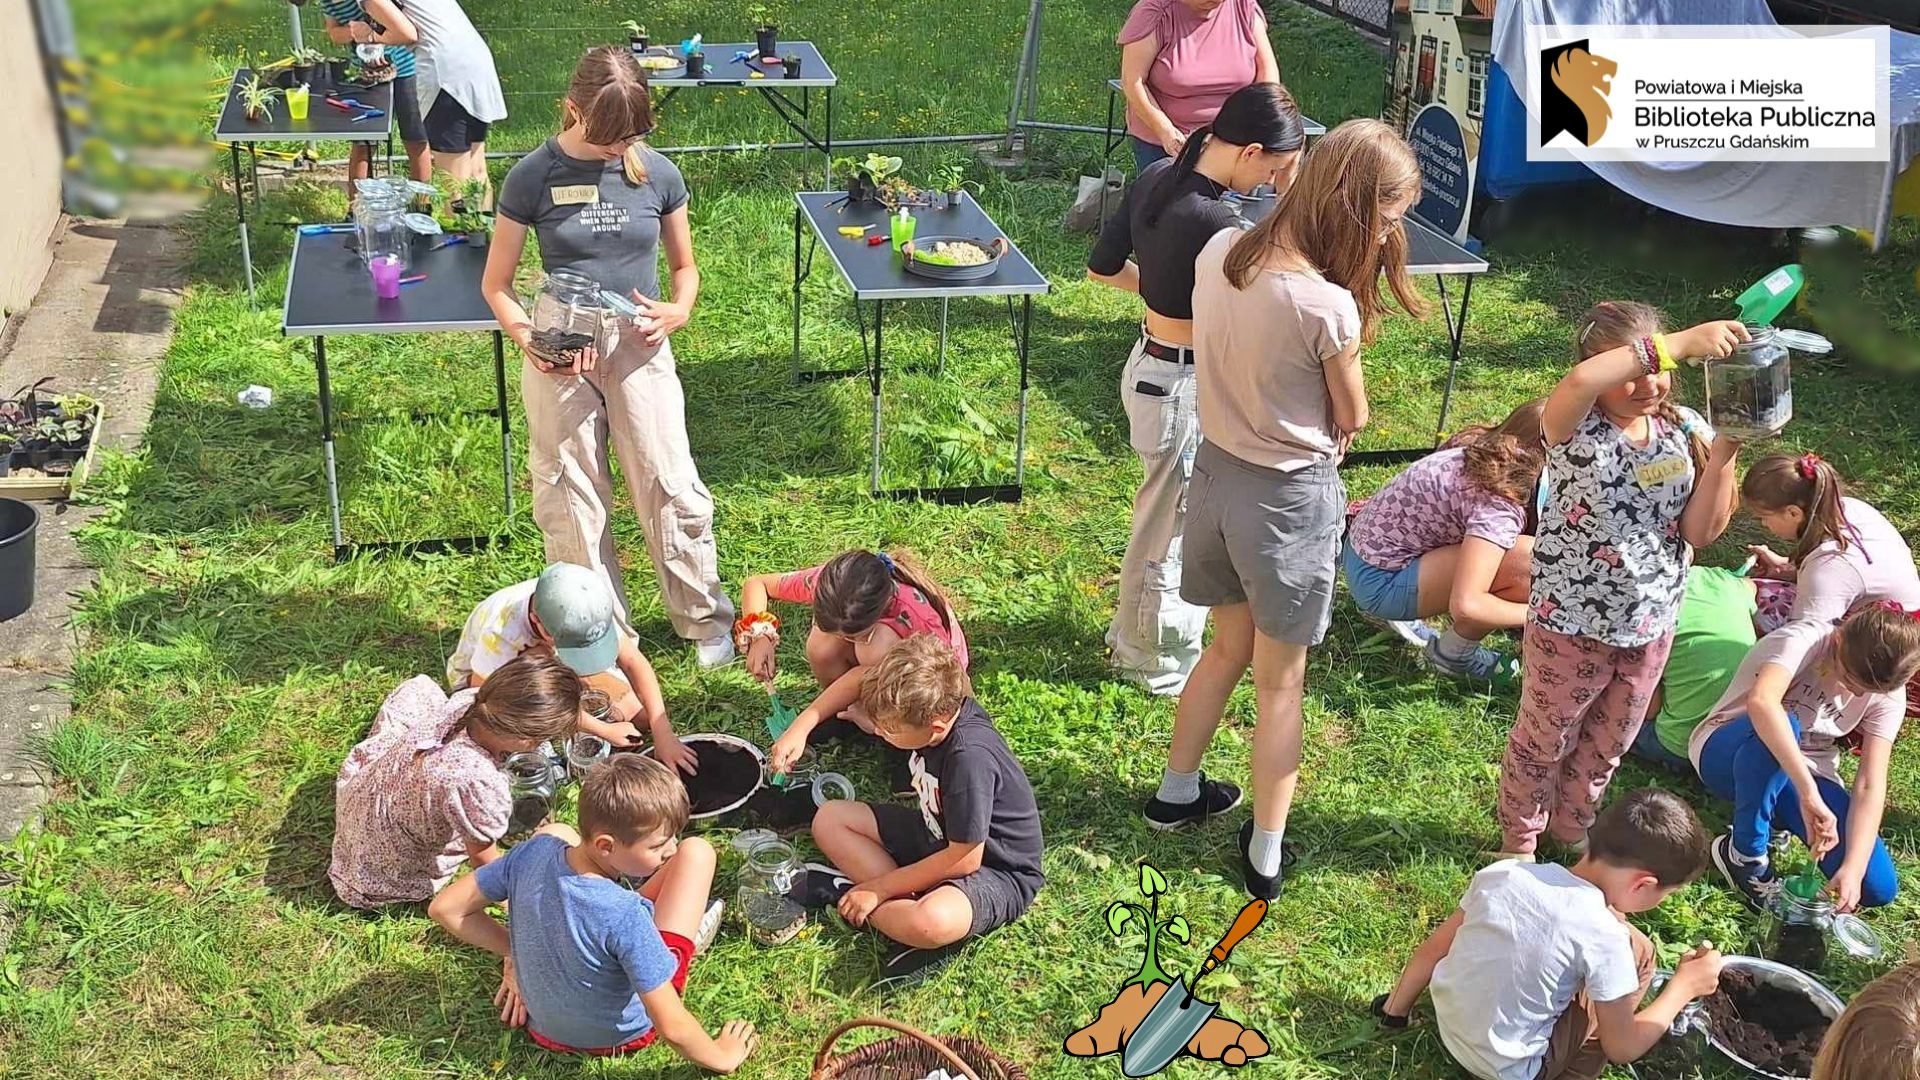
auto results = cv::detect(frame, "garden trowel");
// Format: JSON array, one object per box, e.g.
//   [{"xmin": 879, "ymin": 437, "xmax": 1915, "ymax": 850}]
[
  {"xmin": 1120, "ymin": 898, "xmax": 1268, "ymax": 1078},
  {"xmin": 764, "ymin": 690, "xmax": 802, "ymax": 786}
]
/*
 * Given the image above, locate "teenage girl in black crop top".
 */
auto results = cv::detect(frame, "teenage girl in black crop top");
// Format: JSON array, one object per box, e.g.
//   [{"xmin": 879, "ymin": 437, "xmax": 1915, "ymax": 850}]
[{"xmin": 1086, "ymin": 83, "xmax": 1307, "ymax": 697}]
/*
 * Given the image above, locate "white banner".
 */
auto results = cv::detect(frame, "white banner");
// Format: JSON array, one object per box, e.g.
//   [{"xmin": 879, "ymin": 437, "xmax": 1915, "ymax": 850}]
[{"xmin": 1525, "ymin": 24, "xmax": 1890, "ymax": 162}]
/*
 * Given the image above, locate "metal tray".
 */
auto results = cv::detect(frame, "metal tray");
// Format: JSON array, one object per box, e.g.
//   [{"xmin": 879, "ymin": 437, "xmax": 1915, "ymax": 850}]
[
  {"xmin": 635, "ymin": 47, "xmax": 686, "ymax": 79},
  {"xmin": 1658, "ymin": 955, "xmax": 1844, "ymax": 1080},
  {"xmin": 901, "ymin": 236, "xmax": 1008, "ymax": 282}
]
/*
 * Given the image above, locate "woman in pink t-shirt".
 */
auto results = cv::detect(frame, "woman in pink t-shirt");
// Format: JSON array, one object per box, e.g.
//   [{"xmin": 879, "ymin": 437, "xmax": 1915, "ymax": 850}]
[
  {"xmin": 739, "ymin": 550, "xmax": 967, "ymax": 786},
  {"xmin": 1116, "ymin": 0, "xmax": 1280, "ymax": 171}
]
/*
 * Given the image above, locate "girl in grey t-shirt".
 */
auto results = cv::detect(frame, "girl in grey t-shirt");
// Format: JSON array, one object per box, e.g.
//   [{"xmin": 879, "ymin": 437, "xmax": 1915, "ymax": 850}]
[{"xmin": 482, "ymin": 47, "xmax": 737, "ymax": 669}]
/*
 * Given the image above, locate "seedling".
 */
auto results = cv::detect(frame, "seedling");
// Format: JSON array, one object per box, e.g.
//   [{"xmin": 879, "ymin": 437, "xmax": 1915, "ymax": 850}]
[
  {"xmin": 621, "ymin": 19, "xmax": 649, "ymax": 49},
  {"xmin": 238, "ymin": 74, "xmax": 282, "ymax": 122}
]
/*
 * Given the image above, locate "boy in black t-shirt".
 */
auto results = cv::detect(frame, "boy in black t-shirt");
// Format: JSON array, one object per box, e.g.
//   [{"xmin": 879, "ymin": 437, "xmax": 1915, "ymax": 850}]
[{"xmin": 803, "ymin": 635, "xmax": 1045, "ymax": 985}]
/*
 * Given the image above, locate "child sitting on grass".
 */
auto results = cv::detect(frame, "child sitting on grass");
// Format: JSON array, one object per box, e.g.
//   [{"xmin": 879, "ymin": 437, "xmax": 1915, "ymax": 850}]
[
  {"xmin": 744, "ymin": 549, "xmax": 969, "ymax": 790},
  {"xmin": 1691, "ymin": 602, "xmax": 1920, "ymax": 912},
  {"xmin": 1814, "ymin": 961, "xmax": 1920, "ymax": 1079},
  {"xmin": 1628, "ymin": 564, "xmax": 1762, "ymax": 774},
  {"xmin": 1343, "ymin": 398, "xmax": 1545, "ymax": 681},
  {"xmin": 429, "ymin": 755, "xmax": 753, "ymax": 1069},
  {"xmin": 1374, "ymin": 789, "xmax": 1723, "ymax": 1080},
  {"xmin": 447, "ymin": 562, "xmax": 690, "ymax": 773},
  {"xmin": 330, "ymin": 651, "xmax": 582, "ymax": 909},
  {"xmin": 800, "ymin": 634, "xmax": 1044, "ymax": 986}
]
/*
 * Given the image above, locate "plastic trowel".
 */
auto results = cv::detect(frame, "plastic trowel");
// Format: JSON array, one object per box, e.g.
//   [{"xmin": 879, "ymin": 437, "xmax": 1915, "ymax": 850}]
[
  {"xmin": 1733, "ymin": 264, "xmax": 1805, "ymax": 327},
  {"xmin": 764, "ymin": 691, "xmax": 802, "ymax": 786}
]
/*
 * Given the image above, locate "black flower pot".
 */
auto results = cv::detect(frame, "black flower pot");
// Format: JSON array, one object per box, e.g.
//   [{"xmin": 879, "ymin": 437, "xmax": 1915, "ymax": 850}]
[
  {"xmin": 630, "ymin": 35, "xmax": 647, "ymax": 52},
  {"xmin": 755, "ymin": 27, "xmax": 778, "ymax": 57},
  {"xmin": 292, "ymin": 62, "xmax": 316, "ymax": 87},
  {"xmin": 327, "ymin": 58, "xmax": 353, "ymax": 87},
  {"xmin": 847, "ymin": 174, "xmax": 877, "ymax": 203},
  {"xmin": 465, "ymin": 229, "xmax": 489, "ymax": 249},
  {"xmin": 0, "ymin": 452, "xmax": 11, "ymax": 479},
  {"xmin": 685, "ymin": 51, "xmax": 705, "ymax": 77},
  {"xmin": 271, "ymin": 67, "xmax": 300, "ymax": 90},
  {"xmin": 23, "ymin": 443, "xmax": 50, "ymax": 470},
  {"xmin": 783, "ymin": 55, "xmax": 801, "ymax": 78}
]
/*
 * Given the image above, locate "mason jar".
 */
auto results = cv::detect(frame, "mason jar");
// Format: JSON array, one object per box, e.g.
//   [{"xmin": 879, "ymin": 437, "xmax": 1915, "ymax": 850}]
[
  {"xmin": 501, "ymin": 751, "xmax": 558, "ymax": 843},
  {"xmin": 527, "ymin": 271, "xmax": 607, "ymax": 371},
  {"xmin": 1763, "ymin": 874, "xmax": 1883, "ymax": 976},
  {"xmin": 735, "ymin": 835, "xmax": 806, "ymax": 945},
  {"xmin": 353, "ymin": 183, "xmax": 410, "ymax": 271}
]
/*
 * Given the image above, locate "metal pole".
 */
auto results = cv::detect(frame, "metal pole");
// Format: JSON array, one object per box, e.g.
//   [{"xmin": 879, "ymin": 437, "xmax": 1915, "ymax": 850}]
[
  {"xmin": 289, "ymin": 1, "xmax": 305, "ymax": 52},
  {"xmin": 869, "ymin": 300, "xmax": 885, "ymax": 496},
  {"xmin": 1003, "ymin": 0, "xmax": 1043, "ymax": 154}
]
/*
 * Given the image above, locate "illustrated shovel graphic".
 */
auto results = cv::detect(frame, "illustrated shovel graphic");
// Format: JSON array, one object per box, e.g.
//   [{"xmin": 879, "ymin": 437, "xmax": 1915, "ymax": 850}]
[{"xmin": 1120, "ymin": 898, "xmax": 1268, "ymax": 1078}]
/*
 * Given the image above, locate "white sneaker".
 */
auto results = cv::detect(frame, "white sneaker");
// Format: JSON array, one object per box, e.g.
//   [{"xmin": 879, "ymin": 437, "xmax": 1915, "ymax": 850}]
[
  {"xmin": 695, "ymin": 634, "xmax": 736, "ymax": 669},
  {"xmin": 693, "ymin": 899, "xmax": 725, "ymax": 954}
]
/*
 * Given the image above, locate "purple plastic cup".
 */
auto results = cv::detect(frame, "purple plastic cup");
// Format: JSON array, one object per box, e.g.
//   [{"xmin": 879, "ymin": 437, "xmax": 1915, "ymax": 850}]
[{"xmin": 370, "ymin": 254, "xmax": 403, "ymax": 299}]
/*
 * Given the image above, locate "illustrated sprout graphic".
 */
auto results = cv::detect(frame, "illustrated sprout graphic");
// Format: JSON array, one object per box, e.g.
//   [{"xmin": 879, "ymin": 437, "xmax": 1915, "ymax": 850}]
[{"xmin": 1104, "ymin": 862, "xmax": 1190, "ymax": 989}]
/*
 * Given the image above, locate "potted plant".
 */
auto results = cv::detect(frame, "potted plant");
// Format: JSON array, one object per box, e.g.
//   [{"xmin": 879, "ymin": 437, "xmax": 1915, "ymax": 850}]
[
  {"xmin": 0, "ymin": 433, "xmax": 14, "ymax": 479},
  {"xmin": 835, "ymin": 152, "xmax": 900, "ymax": 204},
  {"xmin": 782, "ymin": 52, "xmax": 801, "ymax": 78},
  {"xmin": 622, "ymin": 20, "xmax": 649, "ymax": 52},
  {"xmin": 439, "ymin": 176, "xmax": 492, "ymax": 247},
  {"xmin": 290, "ymin": 47, "xmax": 326, "ymax": 88},
  {"xmin": 53, "ymin": 393, "xmax": 97, "ymax": 426},
  {"xmin": 931, "ymin": 162, "xmax": 975, "ymax": 208},
  {"xmin": 748, "ymin": 3, "xmax": 778, "ymax": 58},
  {"xmin": 684, "ymin": 47, "xmax": 706, "ymax": 77},
  {"xmin": 238, "ymin": 74, "xmax": 282, "ymax": 124}
]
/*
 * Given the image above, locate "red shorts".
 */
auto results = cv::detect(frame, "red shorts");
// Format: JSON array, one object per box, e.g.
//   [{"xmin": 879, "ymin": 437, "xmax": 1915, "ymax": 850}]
[{"xmin": 527, "ymin": 930, "xmax": 695, "ymax": 1056}]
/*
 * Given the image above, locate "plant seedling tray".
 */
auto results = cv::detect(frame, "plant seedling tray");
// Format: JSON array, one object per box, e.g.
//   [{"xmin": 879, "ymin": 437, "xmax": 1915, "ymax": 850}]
[{"xmin": 0, "ymin": 404, "xmax": 104, "ymax": 501}]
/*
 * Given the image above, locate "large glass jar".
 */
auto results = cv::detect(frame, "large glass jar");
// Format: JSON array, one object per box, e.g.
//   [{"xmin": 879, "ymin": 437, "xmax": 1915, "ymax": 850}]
[
  {"xmin": 1703, "ymin": 327, "xmax": 1795, "ymax": 438},
  {"xmin": 502, "ymin": 751, "xmax": 557, "ymax": 843},
  {"xmin": 566, "ymin": 732, "xmax": 612, "ymax": 778},
  {"xmin": 736, "ymin": 835, "xmax": 806, "ymax": 945},
  {"xmin": 527, "ymin": 271, "xmax": 606, "ymax": 371},
  {"xmin": 354, "ymin": 183, "xmax": 410, "ymax": 271},
  {"xmin": 1763, "ymin": 874, "xmax": 1883, "ymax": 976}
]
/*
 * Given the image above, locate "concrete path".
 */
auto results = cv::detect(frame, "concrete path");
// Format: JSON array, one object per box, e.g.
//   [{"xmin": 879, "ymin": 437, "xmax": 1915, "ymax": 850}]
[{"xmin": 0, "ymin": 219, "xmax": 182, "ymax": 836}]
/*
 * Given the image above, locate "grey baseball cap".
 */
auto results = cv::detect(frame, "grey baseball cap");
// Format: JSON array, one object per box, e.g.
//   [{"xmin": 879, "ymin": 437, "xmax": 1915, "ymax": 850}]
[{"xmin": 532, "ymin": 563, "xmax": 620, "ymax": 675}]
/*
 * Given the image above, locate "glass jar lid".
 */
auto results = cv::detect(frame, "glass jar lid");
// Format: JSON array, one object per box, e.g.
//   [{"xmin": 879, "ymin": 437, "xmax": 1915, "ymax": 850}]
[
  {"xmin": 1772, "ymin": 328, "xmax": 1832, "ymax": 355},
  {"xmin": 1830, "ymin": 913, "xmax": 1885, "ymax": 960}
]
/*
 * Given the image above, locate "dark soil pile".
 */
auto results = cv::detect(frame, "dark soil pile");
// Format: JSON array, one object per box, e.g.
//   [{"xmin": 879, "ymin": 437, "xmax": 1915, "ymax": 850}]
[
  {"xmin": 527, "ymin": 328, "xmax": 592, "ymax": 367},
  {"xmin": 504, "ymin": 794, "xmax": 551, "ymax": 840},
  {"xmin": 679, "ymin": 741, "xmax": 762, "ymax": 816},
  {"xmin": 1702, "ymin": 967, "xmax": 1830, "ymax": 1078}
]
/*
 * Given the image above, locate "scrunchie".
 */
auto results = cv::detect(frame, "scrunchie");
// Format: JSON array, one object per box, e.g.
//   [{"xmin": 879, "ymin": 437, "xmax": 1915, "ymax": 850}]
[
  {"xmin": 876, "ymin": 551, "xmax": 895, "ymax": 575},
  {"xmin": 1797, "ymin": 452, "xmax": 1823, "ymax": 480}
]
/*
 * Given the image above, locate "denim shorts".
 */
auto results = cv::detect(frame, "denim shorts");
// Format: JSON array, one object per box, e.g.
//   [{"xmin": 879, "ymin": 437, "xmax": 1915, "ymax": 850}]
[{"xmin": 1340, "ymin": 537, "xmax": 1423, "ymax": 622}]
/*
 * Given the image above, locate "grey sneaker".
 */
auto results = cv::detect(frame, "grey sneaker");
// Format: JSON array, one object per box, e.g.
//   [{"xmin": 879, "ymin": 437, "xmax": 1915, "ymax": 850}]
[
  {"xmin": 1712, "ymin": 833, "xmax": 1782, "ymax": 914},
  {"xmin": 1422, "ymin": 638, "xmax": 1519, "ymax": 684},
  {"xmin": 1363, "ymin": 611, "xmax": 1437, "ymax": 649}
]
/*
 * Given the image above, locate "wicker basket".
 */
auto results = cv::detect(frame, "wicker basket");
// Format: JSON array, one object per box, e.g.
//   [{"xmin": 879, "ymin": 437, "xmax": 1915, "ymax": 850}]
[{"xmin": 810, "ymin": 1018, "xmax": 1028, "ymax": 1080}]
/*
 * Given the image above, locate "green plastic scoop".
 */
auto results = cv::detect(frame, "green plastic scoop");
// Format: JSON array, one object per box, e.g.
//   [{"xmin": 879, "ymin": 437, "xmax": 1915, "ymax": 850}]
[
  {"xmin": 764, "ymin": 691, "xmax": 802, "ymax": 787},
  {"xmin": 1784, "ymin": 869, "xmax": 1824, "ymax": 901},
  {"xmin": 1733, "ymin": 264, "xmax": 1805, "ymax": 327}
]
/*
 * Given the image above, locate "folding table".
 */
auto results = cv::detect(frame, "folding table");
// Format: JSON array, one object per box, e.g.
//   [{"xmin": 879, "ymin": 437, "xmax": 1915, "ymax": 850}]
[{"xmin": 648, "ymin": 41, "xmax": 836, "ymax": 183}]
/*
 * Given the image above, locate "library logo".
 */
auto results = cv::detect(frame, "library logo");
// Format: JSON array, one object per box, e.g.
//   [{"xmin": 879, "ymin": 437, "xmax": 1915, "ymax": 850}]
[{"xmin": 1540, "ymin": 39, "xmax": 1618, "ymax": 147}]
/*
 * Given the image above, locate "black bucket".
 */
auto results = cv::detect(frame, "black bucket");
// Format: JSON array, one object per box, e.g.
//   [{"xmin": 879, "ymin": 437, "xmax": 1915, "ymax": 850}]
[{"xmin": 0, "ymin": 498, "xmax": 37, "ymax": 622}]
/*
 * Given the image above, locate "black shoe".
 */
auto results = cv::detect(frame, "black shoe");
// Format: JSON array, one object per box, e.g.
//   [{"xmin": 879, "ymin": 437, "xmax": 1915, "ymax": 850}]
[
  {"xmin": 1143, "ymin": 773, "xmax": 1243, "ymax": 831},
  {"xmin": 887, "ymin": 748, "xmax": 917, "ymax": 797},
  {"xmin": 1237, "ymin": 820, "xmax": 1295, "ymax": 901},
  {"xmin": 876, "ymin": 939, "xmax": 966, "ymax": 989},
  {"xmin": 1712, "ymin": 832, "xmax": 1782, "ymax": 914},
  {"xmin": 790, "ymin": 862, "xmax": 854, "ymax": 909}
]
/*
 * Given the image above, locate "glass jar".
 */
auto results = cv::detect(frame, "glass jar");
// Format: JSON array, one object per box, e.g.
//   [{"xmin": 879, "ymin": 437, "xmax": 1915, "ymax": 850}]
[
  {"xmin": 735, "ymin": 836, "xmax": 806, "ymax": 945},
  {"xmin": 354, "ymin": 183, "xmax": 410, "ymax": 271},
  {"xmin": 1763, "ymin": 874, "xmax": 1883, "ymax": 975},
  {"xmin": 527, "ymin": 271, "xmax": 606, "ymax": 371},
  {"xmin": 567, "ymin": 732, "xmax": 612, "ymax": 777},
  {"xmin": 1701, "ymin": 326, "xmax": 1828, "ymax": 440},
  {"xmin": 502, "ymin": 751, "xmax": 557, "ymax": 842},
  {"xmin": 580, "ymin": 688, "xmax": 615, "ymax": 729}
]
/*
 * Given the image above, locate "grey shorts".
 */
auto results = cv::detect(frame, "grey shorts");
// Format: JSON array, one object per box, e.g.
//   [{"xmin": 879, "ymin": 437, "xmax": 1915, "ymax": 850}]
[
  {"xmin": 1179, "ymin": 441, "xmax": 1344, "ymax": 646},
  {"xmin": 872, "ymin": 803, "xmax": 1039, "ymax": 938}
]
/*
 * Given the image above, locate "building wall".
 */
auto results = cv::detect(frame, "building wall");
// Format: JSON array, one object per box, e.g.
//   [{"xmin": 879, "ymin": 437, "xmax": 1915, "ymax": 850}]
[
  {"xmin": 1387, "ymin": 5, "xmax": 1494, "ymax": 156},
  {"xmin": 0, "ymin": 0, "xmax": 63, "ymax": 316}
]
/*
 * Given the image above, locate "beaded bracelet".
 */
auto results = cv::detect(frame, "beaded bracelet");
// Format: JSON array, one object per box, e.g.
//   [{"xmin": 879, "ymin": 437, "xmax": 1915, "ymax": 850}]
[
  {"xmin": 1634, "ymin": 336, "xmax": 1660, "ymax": 376},
  {"xmin": 1652, "ymin": 333, "xmax": 1676, "ymax": 372},
  {"xmin": 733, "ymin": 611, "xmax": 781, "ymax": 651}
]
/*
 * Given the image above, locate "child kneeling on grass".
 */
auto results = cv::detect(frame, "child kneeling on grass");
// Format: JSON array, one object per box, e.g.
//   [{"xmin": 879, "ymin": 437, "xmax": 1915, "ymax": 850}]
[
  {"xmin": 801, "ymin": 634, "xmax": 1044, "ymax": 986},
  {"xmin": 447, "ymin": 562, "xmax": 692, "ymax": 773},
  {"xmin": 330, "ymin": 651, "xmax": 582, "ymax": 909},
  {"xmin": 429, "ymin": 755, "xmax": 754, "ymax": 1070},
  {"xmin": 1374, "ymin": 789, "xmax": 1723, "ymax": 1080}
]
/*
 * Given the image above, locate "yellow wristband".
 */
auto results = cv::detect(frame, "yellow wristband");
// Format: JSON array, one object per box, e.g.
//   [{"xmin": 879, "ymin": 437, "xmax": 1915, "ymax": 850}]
[{"xmin": 1653, "ymin": 333, "xmax": 1677, "ymax": 372}]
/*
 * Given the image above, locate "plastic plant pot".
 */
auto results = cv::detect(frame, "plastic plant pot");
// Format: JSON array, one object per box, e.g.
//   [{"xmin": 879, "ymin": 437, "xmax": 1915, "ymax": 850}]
[
  {"xmin": 0, "ymin": 497, "xmax": 39, "ymax": 622},
  {"xmin": 783, "ymin": 54, "xmax": 801, "ymax": 77},
  {"xmin": 755, "ymin": 26, "xmax": 779, "ymax": 57},
  {"xmin": 685, "ymin": 51, "xmax": 706, "ymax": 77}
]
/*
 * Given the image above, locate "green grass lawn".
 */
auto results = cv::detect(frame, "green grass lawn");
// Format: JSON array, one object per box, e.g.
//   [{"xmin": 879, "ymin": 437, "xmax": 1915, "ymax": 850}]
[{"xmin": 10, "ymin": 2, "xmax": 1920, "ymax": 1078}]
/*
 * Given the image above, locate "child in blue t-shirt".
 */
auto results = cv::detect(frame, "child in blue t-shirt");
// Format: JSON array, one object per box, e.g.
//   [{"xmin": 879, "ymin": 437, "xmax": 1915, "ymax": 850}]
[
  {"xmin": 430, "ymin": 756, "xmax": 756, "ymax": 1069},
  {"xmin": 317, "ymin": 0, "xmax": 432, "ymax": 186}
]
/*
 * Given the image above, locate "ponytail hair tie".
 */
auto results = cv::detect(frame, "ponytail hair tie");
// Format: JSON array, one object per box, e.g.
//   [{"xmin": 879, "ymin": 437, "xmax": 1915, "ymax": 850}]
[
  {"xmin": 1872, "ymin": 599, "xmax": 1920, "ymax": 621},
  {"xmin": 876, "ymin": 551, "xmax": 896, "ymax": 575},
  {"xmin": 1797, "ymin": 452, "xmax": 1823, "ymax": 480}
]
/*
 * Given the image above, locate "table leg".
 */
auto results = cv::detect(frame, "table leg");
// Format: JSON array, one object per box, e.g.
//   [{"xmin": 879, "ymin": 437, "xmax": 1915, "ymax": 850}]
[
  {"xmin": 823, "ymin": 86, "xmax": 833, "ymax": 190},
  {"xmin": 315, "ymin": 336, "xmax": 346, "ymax": 559},
  {"xmin": 232, "ymin": 144, "xmax": 256, "ymax": 305},
  {"xmin": 1433, "ymin": 274, "xmax": 1474, "ymax": 443},
  {"xmin": 249, "ymin": 144, "xmax": 262, "ymax": 213},
  {"xmin": 791, "ymin": 205, "xmax": 803, "ymax": 384},
  {"xmin": 869, "ymin": 299, "xmax": 884, "ymax": 497},
  {"xmin": 1015, "ymin": 294, "xmax": 1031, "ymax": 491},
  {"xmin": 386, "ymin": 129, "xmax": 395, "ymax": 178},
  {"xmin": 494, "ymin": 330, "xmax": 514, "ymax": 521},
  {"xmin": 937, "ymin": 297, "xmax": 949, "ymax": 378}
]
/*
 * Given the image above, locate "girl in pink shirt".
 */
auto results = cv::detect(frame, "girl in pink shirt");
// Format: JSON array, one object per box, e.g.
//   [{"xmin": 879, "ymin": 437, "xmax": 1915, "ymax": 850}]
[
  {"xmin": 1116, "ymin": 0, "xmax": 1279, "ymax": 169},
  {"xmin": 738, "ymin": 550, "xmax": 967, "ymax": 782},
  {"xmin": 329, "ymin": 651, "xmax": 583, "ymax": 908}
]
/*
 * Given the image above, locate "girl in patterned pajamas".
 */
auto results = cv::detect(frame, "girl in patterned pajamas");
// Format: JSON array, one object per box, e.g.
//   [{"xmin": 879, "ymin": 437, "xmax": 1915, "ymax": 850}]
[{"xmin": 1495, "ymin": 302, "xmax": 1746, "ymax": 859}]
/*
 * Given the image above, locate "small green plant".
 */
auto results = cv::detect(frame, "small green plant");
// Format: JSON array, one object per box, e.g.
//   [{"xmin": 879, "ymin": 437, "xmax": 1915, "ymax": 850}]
[
  {"xmin": 35, "ymin": 414, "xmax": 88, "ymax": 446},
  {"xmin": 747, "ymin": 2, "xmax": 775, "ymax": 28},
  {"xmin": 834, "ymin": 153, "xmax": 900, "ymax": 184},
  {"xmin": 291, "ymin": 47, "xmax": 327, "ymax": 67},
  {"xmin": 238, "ymin": 74, "xmax": 281, "ymax": 122},
  {"xmin": 621, "ymin": 19, "xmax": 647, "ymax": 38},
  {"xmin": 1103, "ymin": 863, "xmax": 1188, "ymax": 990},
  {"xmin": 54, "ymin": 393, "xmax": 97, "ymax": 420},
  {"xmin": 931, "ymin": 161, "xmax": 978, "ymax": 195}
]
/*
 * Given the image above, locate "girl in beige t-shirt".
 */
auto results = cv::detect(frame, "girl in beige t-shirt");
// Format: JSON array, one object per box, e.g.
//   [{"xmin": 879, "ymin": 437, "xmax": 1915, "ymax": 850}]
[{"xmin": 1145, "ymin": 120, "xmax": 1427, "ymax": 901}]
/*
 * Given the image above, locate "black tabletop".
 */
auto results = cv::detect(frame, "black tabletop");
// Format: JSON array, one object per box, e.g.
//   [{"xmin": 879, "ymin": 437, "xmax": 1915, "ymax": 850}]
[
  {"xmin": 282, "ymin": 230, "xmax": 498, "ymax": 337},
  {"xmin": 214, "ymin": 68, "xmax": 395, "ymax": 142},
  {"xmin": 797, "ymin": 192, "xmax": 1050, "ymax": 300},
  {"xmin": 650, "ymin": 40, "xmax": 836, "ymax": 87},
  {"xmin": 1227, "ymin": 197, "xmax": 1487, "ymax": 275},
  {"xmin": 1105, "ymin": 79, "xmax": 1325, "ymax": 136}
]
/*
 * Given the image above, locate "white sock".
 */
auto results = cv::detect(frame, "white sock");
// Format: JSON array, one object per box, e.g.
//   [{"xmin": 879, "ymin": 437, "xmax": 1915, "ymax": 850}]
[
  {"xmin": 1436, "ymin": 629, "xmax": 1480, "ymax": 661},
  {"xmin": 1249, "ymin": 826, "xmax": 1287, "ymax": 877},
  {"xmin": 1156, "ymin": 768, "xmax": 1201, "ymax": 805}
]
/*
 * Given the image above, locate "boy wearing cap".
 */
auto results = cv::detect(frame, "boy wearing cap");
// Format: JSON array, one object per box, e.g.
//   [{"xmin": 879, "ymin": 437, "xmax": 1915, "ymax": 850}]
[{"xmin": 448, "ymin": 564, "xmax": 693, "ymax": 774}]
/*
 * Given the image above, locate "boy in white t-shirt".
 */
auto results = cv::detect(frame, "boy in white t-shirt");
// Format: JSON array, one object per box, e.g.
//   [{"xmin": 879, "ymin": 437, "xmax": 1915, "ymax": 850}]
[{"xmin": 1374, "ymin": 790, "xmax": 1723, "ymax": 1080}]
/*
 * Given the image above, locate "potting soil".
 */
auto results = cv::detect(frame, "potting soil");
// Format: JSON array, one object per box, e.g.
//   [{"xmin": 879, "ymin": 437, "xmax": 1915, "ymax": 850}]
[
  {"xmin": 504, "ymin": 794, "xmax": 552, "ymax": 842},
  {"xmin": 680, "ymin": 741, "xmax": 762, "ymax": 816},
  {"xmin": 1701, "ymin": 968, "xmax": 1830, "ymax": 1078},
  {"xmin": 527, "ymin": 329, "xmax": 592, "ymax": 367}
]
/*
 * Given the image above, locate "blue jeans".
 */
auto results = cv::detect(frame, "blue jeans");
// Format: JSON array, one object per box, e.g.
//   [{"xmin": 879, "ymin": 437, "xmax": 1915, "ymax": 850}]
[
  {"xmin": 1628, "ymin": 721, "xmax": 1692, "ymax": 776},
  {"xmin": 1697, "ymin": 713, "xmax": 1899, "ymax": 907},
  {"xmin": 1131, "ymin": 136, "xmax": 1169, "ymax": 172}
]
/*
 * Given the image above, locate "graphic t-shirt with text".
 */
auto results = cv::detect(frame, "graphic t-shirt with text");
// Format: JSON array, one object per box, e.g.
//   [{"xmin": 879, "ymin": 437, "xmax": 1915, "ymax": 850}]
[
  {"xmin": 906, "ymin": 700, "xmax": 1045, "ymax": 896},
  {"xmin": 496, "ymin": 141, "xmax": 688, "ymax": 302}
]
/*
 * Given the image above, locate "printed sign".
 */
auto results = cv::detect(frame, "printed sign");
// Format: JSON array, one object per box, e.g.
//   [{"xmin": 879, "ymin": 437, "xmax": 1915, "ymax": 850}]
[{"xmin": 1409, "ymin": 104, "xmax": 1473, "ymax": 242}]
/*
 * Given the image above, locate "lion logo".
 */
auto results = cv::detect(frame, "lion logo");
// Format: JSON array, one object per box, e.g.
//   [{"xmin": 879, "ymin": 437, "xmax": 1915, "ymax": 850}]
[{"xmin": 1540, "ymin": 39, "xmax": 1617, "ymax": 146}]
